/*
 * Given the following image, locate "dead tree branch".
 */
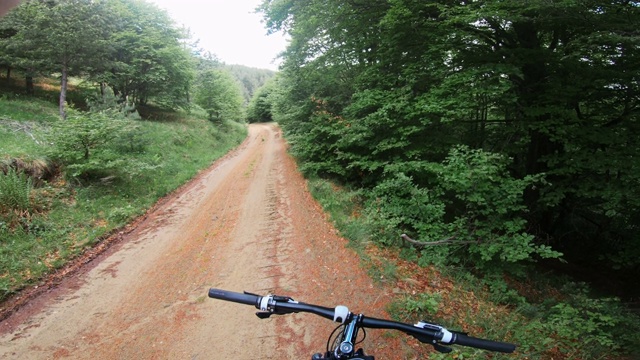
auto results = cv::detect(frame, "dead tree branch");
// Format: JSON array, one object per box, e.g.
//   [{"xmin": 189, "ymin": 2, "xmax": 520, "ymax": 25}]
[
  {"xmin": 0, "ymin": 118, "xmax": 42, "ymax": 145},
  {"xmin": 400, "ymin": 233, "xmax": 475, "ymax": 247}
]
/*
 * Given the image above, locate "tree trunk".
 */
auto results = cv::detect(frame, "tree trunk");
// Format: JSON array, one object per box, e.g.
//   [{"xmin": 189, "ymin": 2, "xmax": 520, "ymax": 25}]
[
  {"xmin": 512, "ymin": 21, "xmax": 556, "ymax": 177},
  {"xmin": 5, "ymin": 67, "xmax": 10, "ymax": 81},
  {"xmin": 25, "ymin": 75, "xmax": 34, "ymax": 95},
  {"xmin": 60, "ymin": 66, "xmax": 68, "ymax": 119},
  {"xmin": 512, "ymin": 21, "xmax": 564, "ymax": 236}
]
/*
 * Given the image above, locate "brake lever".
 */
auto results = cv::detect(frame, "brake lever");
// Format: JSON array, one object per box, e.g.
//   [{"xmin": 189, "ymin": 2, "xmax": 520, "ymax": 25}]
[
  {"xmin": 410, "ymin": 333, "xmax": 453, "ymax": 353},
  {"xmin": 255, "ymin": 308, "xmax": 298, "ymax": 319},
  {"xmin": 256, "ymin": 311, "xmax": 272, "ymax": 319},
  {"xmin": 432, "ymin": 343, "xmax": 453, "ymax": 353}
]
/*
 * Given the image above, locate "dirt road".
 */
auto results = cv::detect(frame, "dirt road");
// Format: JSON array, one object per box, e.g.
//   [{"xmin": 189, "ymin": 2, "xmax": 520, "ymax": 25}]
[{"xmin": 0, "ymin": 123, "xmax": 403, "ymax": 359}]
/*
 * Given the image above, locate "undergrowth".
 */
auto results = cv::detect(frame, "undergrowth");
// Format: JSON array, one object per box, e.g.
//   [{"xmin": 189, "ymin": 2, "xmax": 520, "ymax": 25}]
[{"xmin": 307, "ymin": 177, "xmax": 640, "ymax": 359}]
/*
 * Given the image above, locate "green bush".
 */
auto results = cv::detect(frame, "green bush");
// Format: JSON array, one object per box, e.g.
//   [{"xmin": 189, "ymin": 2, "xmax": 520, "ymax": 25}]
[
  {"xmin": 47, "ymin": 110, "xmax": 147, "ymax": 180},
  {"xmin": 86, "ymin": 86, "xmax": 141, "ymax": 120},
  {"xmin": 401, "ymin": 292, "xmax": 441, "ymax": 315},
  {"xmin": 365, "ymin": 146, "xmax": 561, "ymax": 269},
  {"xmin": 545, "ymin": 283, "xmax": 640, "ymax": 357}
]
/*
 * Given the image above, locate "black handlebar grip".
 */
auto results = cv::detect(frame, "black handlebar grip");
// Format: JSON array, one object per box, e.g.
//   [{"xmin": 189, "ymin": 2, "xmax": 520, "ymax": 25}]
[
  {"xmin": 208, "ymin": 288, "xmax": 261, "ymax": 308},
  {"xmin": 453, "ymin": 334, "xmax": 516, "ymax": 353}
]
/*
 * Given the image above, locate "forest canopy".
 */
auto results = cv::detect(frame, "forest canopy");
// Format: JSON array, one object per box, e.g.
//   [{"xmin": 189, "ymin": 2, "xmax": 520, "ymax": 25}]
[{"xmin": 258, "ymin": 0, "xmax": 640, "ymax": 273}]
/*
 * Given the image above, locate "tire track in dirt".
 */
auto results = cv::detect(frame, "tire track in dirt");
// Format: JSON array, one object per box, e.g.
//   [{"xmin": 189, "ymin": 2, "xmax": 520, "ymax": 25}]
[{"xmin": 0, "ymin": 123, "xmax": 405, "ymax": 359}]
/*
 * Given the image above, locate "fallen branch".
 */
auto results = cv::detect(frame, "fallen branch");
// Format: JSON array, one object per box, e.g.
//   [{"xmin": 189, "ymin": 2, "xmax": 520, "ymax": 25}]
[
  {"xmin": 400, "ymin": 233, "xmax": 475, "ymax": 247},
  {"xmin": 0, "ymin": 118, "xmax": 42, "ymax": 144}
]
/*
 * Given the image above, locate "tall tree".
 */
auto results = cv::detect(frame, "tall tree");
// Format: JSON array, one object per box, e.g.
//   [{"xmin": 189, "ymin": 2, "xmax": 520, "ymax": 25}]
[
  {"xmin": 246, "ymin": 77, "xmax": 276, "ymax": 123},
  {"xmin": 0, "ymin": 6, "xmax": 18, "ymax": 81},
  {"xmin": 261, "ymin": 0, "xmax": 640, "ymax": 269},
  {"xmin": 421, "ymin": 0, "xmax": 640, "ymax": 266},
  {"xmin": 107, "ymin": 0, "xmax": 195, "ymax": 109},
  {"xmin": 193, "ymin": 69, "xmax": 244, "ymax": 122},
  {"xmin": 3, "ymin": 0, "xmax": 116, "ymax": 118}
]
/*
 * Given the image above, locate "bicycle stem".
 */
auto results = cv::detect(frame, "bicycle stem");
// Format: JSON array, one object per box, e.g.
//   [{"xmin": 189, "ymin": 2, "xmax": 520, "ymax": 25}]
[{"xmin": 337, "ymin": 314, "xmax": 362, "ymax": 357}]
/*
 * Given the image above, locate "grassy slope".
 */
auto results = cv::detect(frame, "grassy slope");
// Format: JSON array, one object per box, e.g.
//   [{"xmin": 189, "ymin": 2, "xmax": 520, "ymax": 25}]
[{"xmin": 0, "ymin": 94, "xmax": 247, "ymax": 301}]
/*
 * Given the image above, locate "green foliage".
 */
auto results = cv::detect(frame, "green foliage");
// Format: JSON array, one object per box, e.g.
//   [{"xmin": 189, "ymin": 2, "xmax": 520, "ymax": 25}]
[
  {"xmin": 246, "ymin": 78, "xmax": 276, "ymax": 123},
  {"xmin": 107, "ymin": 204, "xmax": 137, "ymax": 223},
  {"xmin": 47, "ymin": 109, "xmax": 145, "ymax": 180},
  {"xmin": 544, "ymin": 282, "xmax": 640, "ymax": 356},
  {"xmin": 1, "ymin": 0, "xmax": 117, "ymax": 117},
  {"xmin": 310, "ymin": 174, "xmax": 640, "ymax": 358},
  {"xmin": 0, "ymin": 95, "xmax": 61, "ymax": 124},
  {"xmin": 435, "ymin": 147, "xmax": 561, "ymax": 264},
  {"xmin": 0, "ymin": 167, "xmax": 32, "ymax": 214},
  {"xmin": 365, "ymin": 172, "xmax": 442, "ymax": 247},
  {"xmin": 308, "ymin": 178, "xmax": 372, "ymax": 246},
  {"xmin": 287, "ymin": 107, "xmax": 352, "ymax": 179},
  {"xmin": 9, "ymin": 0, "xmax": 114, "ymax": 71},
  {"xmin": 193, "ymin": 69, "xmax": 245, "ymax": 122},
  {"xmin": 399, "ymin": 276, "xmax": 640, "ymax": 359},
  {"xmin": 364, "ymin": 146, "xmax": 560, "ymax": 269},
  {"xmin": 261, "ymin": 0, "xmax": 640, "ymax": 272},
  {"xmin": 480, "ymin": 274, "xmax": 526, "ymax": 307},
  {"xmin": 87, "ymin": 86, "xmax": 140, "ymax": 120},
  {"xmin": 0, "ymin": 0, "xmax": 251, "ymax": 302},
  {"xmin": 263, "ymin": 3, "xmax": 640, "ymax": 356},
  {"xmin": 0, "ymin": 0, "xmax": 197, "ymax": 111},
  {"xmin": 107, "ymin": 0, "xmax": 196, "ymax": 109},
  {"xmin": 224, "ymin": 64, "xmax": 276, "ymax": 104},
  {"xmin": 511, "ymin": 282, "xmax": 640, "ymax": 359},
  {"xmin": 0, "ymin": 225, "xmax": 44, "ymax": 295},
  {"xmin": 396, "ymin": 292, "xmax": 441, "ymax": 316}
]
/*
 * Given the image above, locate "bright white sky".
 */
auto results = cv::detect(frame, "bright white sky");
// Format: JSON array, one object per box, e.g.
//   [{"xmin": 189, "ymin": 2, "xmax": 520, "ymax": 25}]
[{"xmin": 149, "ymin": 0, "xmax": 288, "ymax": 71}]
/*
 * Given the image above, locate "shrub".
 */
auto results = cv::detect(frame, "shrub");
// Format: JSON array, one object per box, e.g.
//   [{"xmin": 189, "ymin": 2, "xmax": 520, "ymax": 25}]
[
  {"xmin": 86, "ymin": 86, "xmax": 141, "ymax": 120},
  {"xmin": 46, "ymin": 110, "xmax": 147, "ymax": 180},
  {"xmin": 545, "ymin": 282, "xmax": 640, "ymax": 357},
  {"xmin": 365, "ymin": 146, "xmax": 561, "ymax": 269}
]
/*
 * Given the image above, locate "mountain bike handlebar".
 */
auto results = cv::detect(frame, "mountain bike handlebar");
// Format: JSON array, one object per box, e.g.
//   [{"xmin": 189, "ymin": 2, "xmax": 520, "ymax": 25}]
[{"xmin": 208, "ymin": 288, "xmax": 516, "ymax": 355}]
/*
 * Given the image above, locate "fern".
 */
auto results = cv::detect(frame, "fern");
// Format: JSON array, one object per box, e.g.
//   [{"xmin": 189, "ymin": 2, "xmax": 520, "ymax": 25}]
[{"xmin": 0, "ymin": 168, "xmax": 33, "ymax": 213}]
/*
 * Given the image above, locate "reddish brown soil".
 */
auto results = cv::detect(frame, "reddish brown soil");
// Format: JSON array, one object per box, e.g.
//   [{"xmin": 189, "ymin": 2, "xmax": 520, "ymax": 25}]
[{"xmin": 0, "ymin": 123, "xmax": 411, "ymax": 359}]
